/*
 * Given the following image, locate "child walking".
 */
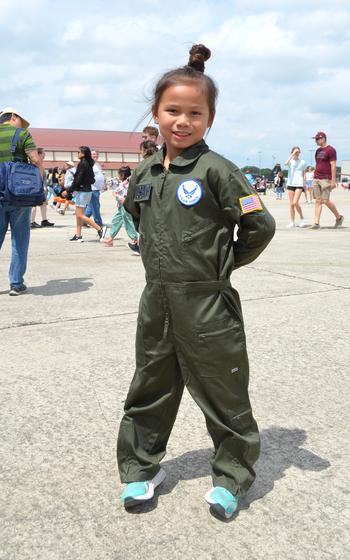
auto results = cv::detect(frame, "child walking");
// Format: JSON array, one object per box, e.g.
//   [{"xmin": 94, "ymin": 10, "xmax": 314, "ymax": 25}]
[
  {"xmin": 117, "ymin": 44, "xmax": 275, "ymax": 520},
  {"xmin": 101, "ymin": 166, "xmax": 139, "ymax": 252},
  {"xmin": 275, "ymin": 171, "xmax": 285, "ymax": 199},
  {"xmin": 305, "ymin": 165, "xmax": 314, "ymax": 204}
]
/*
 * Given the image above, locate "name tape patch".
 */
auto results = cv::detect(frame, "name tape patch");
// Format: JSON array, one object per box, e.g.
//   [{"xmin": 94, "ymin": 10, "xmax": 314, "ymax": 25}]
[
  {"xmin": 134, "ymin": 183, "xmax": 152, "ymax": 202},
  {"xmin": 239, "ymin": 194, "xmax": 263, "ymax": 214}
]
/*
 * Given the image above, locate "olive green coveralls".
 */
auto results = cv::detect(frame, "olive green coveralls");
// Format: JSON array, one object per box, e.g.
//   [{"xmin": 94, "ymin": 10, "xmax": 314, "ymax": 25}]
[{"xmin": 117, "ymin": 141, "xmax": 275, "ymax": 497}]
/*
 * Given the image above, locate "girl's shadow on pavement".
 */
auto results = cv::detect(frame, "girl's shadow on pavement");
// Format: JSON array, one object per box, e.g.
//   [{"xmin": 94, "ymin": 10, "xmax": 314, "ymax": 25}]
[{"xmin": 126, "ymin": 426, "xmax": 330, "ymax": 515}]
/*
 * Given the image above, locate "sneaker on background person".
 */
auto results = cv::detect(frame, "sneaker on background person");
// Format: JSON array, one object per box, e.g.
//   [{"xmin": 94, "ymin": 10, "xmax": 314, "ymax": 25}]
[
  {"xmin": 308, "ymin": 223, "xmax": 320, "ymax": 230},
  {"xmin": 334, "ymin": 215, "xmax": 344, "ymax": 228},
  {"xmin": 128, "ymin": 241, "xmax": 140, "ymax": 254},
  {"xmin": 41, "ymin": 219, "xmax": 55, "ymax": 227},
  {"xmin": 69, "ymin": 234, "xmax": 84, "ymax": 242},
  {"xmin": 9, "ymin": 284, "xmax": 27, "ymax": 296}
]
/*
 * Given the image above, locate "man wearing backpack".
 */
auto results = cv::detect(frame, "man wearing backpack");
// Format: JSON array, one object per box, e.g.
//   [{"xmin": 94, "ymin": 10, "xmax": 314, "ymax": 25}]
[{"xmin": 0, "ymin": 107, "xmax": 44, "ymax": 296}]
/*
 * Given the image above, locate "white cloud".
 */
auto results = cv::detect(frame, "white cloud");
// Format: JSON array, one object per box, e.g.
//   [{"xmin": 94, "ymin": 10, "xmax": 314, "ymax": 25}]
[{"xmin": 63, "ymin": 21, "xmax": 84, "ymax": 42}]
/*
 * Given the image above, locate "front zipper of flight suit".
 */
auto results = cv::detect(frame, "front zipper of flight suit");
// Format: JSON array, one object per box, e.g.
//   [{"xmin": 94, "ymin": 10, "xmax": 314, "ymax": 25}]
[{"xmin": 158, "ymin": 168, "xmax": 170, "ymax": 339}]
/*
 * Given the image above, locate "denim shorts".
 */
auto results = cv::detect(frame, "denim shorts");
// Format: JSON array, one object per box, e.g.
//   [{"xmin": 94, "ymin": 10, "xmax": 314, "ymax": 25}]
[{"xmin": 74, "ymin": 191, "xmax": 92, "ymax": 207}]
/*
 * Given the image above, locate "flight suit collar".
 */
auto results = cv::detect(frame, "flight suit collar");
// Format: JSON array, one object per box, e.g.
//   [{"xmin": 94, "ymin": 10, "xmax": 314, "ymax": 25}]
[{"xmin": 152, "ymin": 139, "xmax": 209, "ymax": 169}]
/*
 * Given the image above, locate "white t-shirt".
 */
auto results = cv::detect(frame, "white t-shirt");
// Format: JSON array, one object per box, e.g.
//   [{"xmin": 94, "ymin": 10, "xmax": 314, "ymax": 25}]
[
  {"xmin": 64, "ymin": 167, "xmax": 76, "ymax": 189},
  {"xmin": 287, "ymin": 158, "xmax": 306, "ymax": 187},
  {"xmin": 305, "ymin": 171, "xmax": 314, "ymax": 182},
  {"xmin": 92, "ymin": 162, "xmax": 105, "ymax": 191}
]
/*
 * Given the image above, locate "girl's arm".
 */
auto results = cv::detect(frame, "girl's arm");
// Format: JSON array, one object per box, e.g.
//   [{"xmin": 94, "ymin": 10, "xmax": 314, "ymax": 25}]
[{"xmin": 210, "ymin": 168, "xmax": 275, "ymax": 269}]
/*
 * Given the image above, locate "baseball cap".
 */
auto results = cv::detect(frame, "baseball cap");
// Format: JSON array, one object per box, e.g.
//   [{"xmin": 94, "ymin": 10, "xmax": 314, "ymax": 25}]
[
  {"xmin": 313, "ymin": 131, "xmax": 327, "ymax": 140},
  {"xmin": 0, "ymin": 106, "xmax": 30, "ymax": 128}
]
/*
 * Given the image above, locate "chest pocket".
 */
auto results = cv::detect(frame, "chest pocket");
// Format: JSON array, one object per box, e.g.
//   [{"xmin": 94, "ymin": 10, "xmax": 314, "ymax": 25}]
[{"xmin": 134, "ymin": 183, "xmax": 153, "ymax": 202}]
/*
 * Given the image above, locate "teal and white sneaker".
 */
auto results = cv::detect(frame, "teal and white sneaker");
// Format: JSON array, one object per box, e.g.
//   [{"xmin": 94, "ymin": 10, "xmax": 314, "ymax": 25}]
[
  {"xmin": 205, "ymin": 487, "xmax": 238, "ymax": 519},
  {"xmin": 120, "ymin": 468, "xmax": 166, "ymax": 507}
]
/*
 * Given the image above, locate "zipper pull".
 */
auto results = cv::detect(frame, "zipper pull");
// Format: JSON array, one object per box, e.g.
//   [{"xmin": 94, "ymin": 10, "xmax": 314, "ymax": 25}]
[{"xmin": 160, "ymin": 169, "xmax": 168, "ymax": 197}]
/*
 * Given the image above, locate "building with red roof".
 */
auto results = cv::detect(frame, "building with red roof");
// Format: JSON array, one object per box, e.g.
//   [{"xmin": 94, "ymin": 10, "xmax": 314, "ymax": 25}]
[{"xmin": 29, "ymin": 128, "xmax": 143, "ymax": 178}]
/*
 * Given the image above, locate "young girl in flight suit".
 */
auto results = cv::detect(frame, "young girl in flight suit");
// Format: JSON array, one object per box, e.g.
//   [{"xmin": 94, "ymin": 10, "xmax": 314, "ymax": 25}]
[{"xmin": 117, "ymin": 44, "xmax": 275, "ymax": 520}]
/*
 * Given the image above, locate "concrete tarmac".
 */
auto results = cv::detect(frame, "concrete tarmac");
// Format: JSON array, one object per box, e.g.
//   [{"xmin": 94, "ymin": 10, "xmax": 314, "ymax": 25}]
[{"xmin": 1, "ymin": 188, "xmax": 349, "ymax": 560}]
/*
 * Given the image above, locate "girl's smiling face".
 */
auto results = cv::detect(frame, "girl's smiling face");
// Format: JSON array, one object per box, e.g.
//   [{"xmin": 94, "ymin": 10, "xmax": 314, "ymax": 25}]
[{"xmin": 153, "ymin": 83, "xmax": 213, "ymax": 161}]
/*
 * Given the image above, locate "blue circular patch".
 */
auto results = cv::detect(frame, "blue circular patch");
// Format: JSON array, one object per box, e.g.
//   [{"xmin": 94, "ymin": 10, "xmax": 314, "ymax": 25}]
[{"xmin": 176, "ymin": 180, "xmax": 203, "ymax": 207}]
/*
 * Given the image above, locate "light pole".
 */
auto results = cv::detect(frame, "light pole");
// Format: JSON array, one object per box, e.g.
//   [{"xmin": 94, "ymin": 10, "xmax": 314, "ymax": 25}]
[
  {"xmin": 272, "ymin": 155, "xmax": 276, "ymax": 169},
  {"xmin": 258, "ymin": 151, "xmax": 262, "ymax": 174}
]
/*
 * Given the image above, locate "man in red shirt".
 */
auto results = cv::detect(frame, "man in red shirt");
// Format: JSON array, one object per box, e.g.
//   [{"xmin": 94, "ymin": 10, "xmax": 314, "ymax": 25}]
[{"xmin": 309, "ymin": 131, "xmax": 343, "ymax": 229}]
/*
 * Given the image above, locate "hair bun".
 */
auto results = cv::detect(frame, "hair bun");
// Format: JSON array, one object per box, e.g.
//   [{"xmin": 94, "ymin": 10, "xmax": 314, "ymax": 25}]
[{"xmin": 188, "ymin": 44, "xmax": 211, "ymax": 73}]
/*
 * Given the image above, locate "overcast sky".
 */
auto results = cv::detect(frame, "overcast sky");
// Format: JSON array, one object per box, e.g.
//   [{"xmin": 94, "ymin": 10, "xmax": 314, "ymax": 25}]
[{"xmin": 1, "ymin": 0, "xmax": 350, "ymax": 168}]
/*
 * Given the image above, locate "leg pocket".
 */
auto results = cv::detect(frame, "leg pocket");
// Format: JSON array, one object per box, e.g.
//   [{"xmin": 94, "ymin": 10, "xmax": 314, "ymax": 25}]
[
  {"xmin": 221, "ymin": 287, "xmax": 245, "ymax": 329},
  {"xmin": 196, "ymin": 317, "xmax": 246, "ymax": 378}
]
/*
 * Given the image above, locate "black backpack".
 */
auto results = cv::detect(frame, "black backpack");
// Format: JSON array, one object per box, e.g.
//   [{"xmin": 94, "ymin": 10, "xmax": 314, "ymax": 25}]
[{"xmin": 0, "ymin": 128, "xmax": 45, "ymax": 208}]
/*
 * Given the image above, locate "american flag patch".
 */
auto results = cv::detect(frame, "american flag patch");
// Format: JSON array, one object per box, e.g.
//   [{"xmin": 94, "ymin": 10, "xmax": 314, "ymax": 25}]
[{"xmin": 239, "ymin": 194, "xmax": 263, "ymax": 214}]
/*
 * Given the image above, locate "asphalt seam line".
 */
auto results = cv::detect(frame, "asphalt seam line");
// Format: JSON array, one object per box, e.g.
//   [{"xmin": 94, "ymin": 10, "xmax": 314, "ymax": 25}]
[
  {"xmin": 246, "ymin": 265, "xmax": 349, "ymax": 290},
  {"xmin": 1, "ymin": 286, "xmax": 349, "ymax": 331}
]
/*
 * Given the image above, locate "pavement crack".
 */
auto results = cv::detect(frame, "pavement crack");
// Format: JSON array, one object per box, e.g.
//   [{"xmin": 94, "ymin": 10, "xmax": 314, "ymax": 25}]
[
  {"xmin": 2, "ymin": 281, "xmax": 349, "ymax": 332},
  {"xmin": 0, "ymin": 311, "xmax": 138, "ymax": 331},
  {"xmin": 89, "ymin": 375, "xmax": 112, "ymax": 428},
  {"xmin": 246, "ymin": 265, "xmax": 349, "ymax": 290},
  {"xmin": 244, "ymin": 287, "xmax": 346, "ymax": 302}
]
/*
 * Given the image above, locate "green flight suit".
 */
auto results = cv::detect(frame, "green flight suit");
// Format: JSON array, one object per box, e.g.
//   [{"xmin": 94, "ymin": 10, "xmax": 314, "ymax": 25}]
[{"xmin": 117, "ymin": 140, "xmax": 275, "ymax": 497}]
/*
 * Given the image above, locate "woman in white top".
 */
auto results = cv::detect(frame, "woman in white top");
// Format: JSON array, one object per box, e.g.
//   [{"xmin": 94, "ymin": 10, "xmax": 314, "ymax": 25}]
[{"xmin": 284, "ymin": 146, "xmax": 307, "ymax": 228}]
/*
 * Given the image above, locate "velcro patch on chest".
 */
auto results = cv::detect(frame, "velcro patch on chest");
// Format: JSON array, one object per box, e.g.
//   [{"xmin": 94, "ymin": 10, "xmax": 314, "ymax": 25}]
[
  {"xmin": 239, "ymin": 194, "xmax": 263, "ymax": 214},
  {"xmin": 177, "ymin": 180, "xmax": 203, "ymax": 207},
  {"xmin": 134, "ymin": 183, "xmax": 152, "ymax": 202}
]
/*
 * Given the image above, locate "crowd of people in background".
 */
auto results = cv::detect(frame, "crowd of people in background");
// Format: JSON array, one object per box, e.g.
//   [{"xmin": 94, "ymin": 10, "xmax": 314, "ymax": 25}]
[
  {"xmin": 0, "ymin": 106, "xmax": 163, "ymax": 297},
  {"xmin": 30, "ymin": 124, "xmax": 345, "ymax": 245},
  {"xmin": 28, "ymin": 125, "xmax": 160, "ymax": 251},
  {"xmin": 0, "ymin": 104, "xmax": 346, "ymax": 297}
]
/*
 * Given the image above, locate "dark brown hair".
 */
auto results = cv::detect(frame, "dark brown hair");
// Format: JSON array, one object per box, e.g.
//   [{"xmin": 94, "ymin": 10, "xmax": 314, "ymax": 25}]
[
  {"xmin": 151, "ymin": 44, "xmax": 218, "ymax": 124},
  {"xmin": 118, "ymin": 166, "xmax": 131, "ymax": 181},
  {"xmin": 140, "ymin": 140, "xmax": 158, "ymax": 158},
  {"xmin": 142, "ymin": 126, "xmax": 159, "ymax": 139}
]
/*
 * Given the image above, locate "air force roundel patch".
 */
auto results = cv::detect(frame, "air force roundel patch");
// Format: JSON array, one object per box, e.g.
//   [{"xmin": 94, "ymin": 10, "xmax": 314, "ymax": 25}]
[{"xmin": 176, "ymin": 180, "xmax": 203, "ymax": 207}]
